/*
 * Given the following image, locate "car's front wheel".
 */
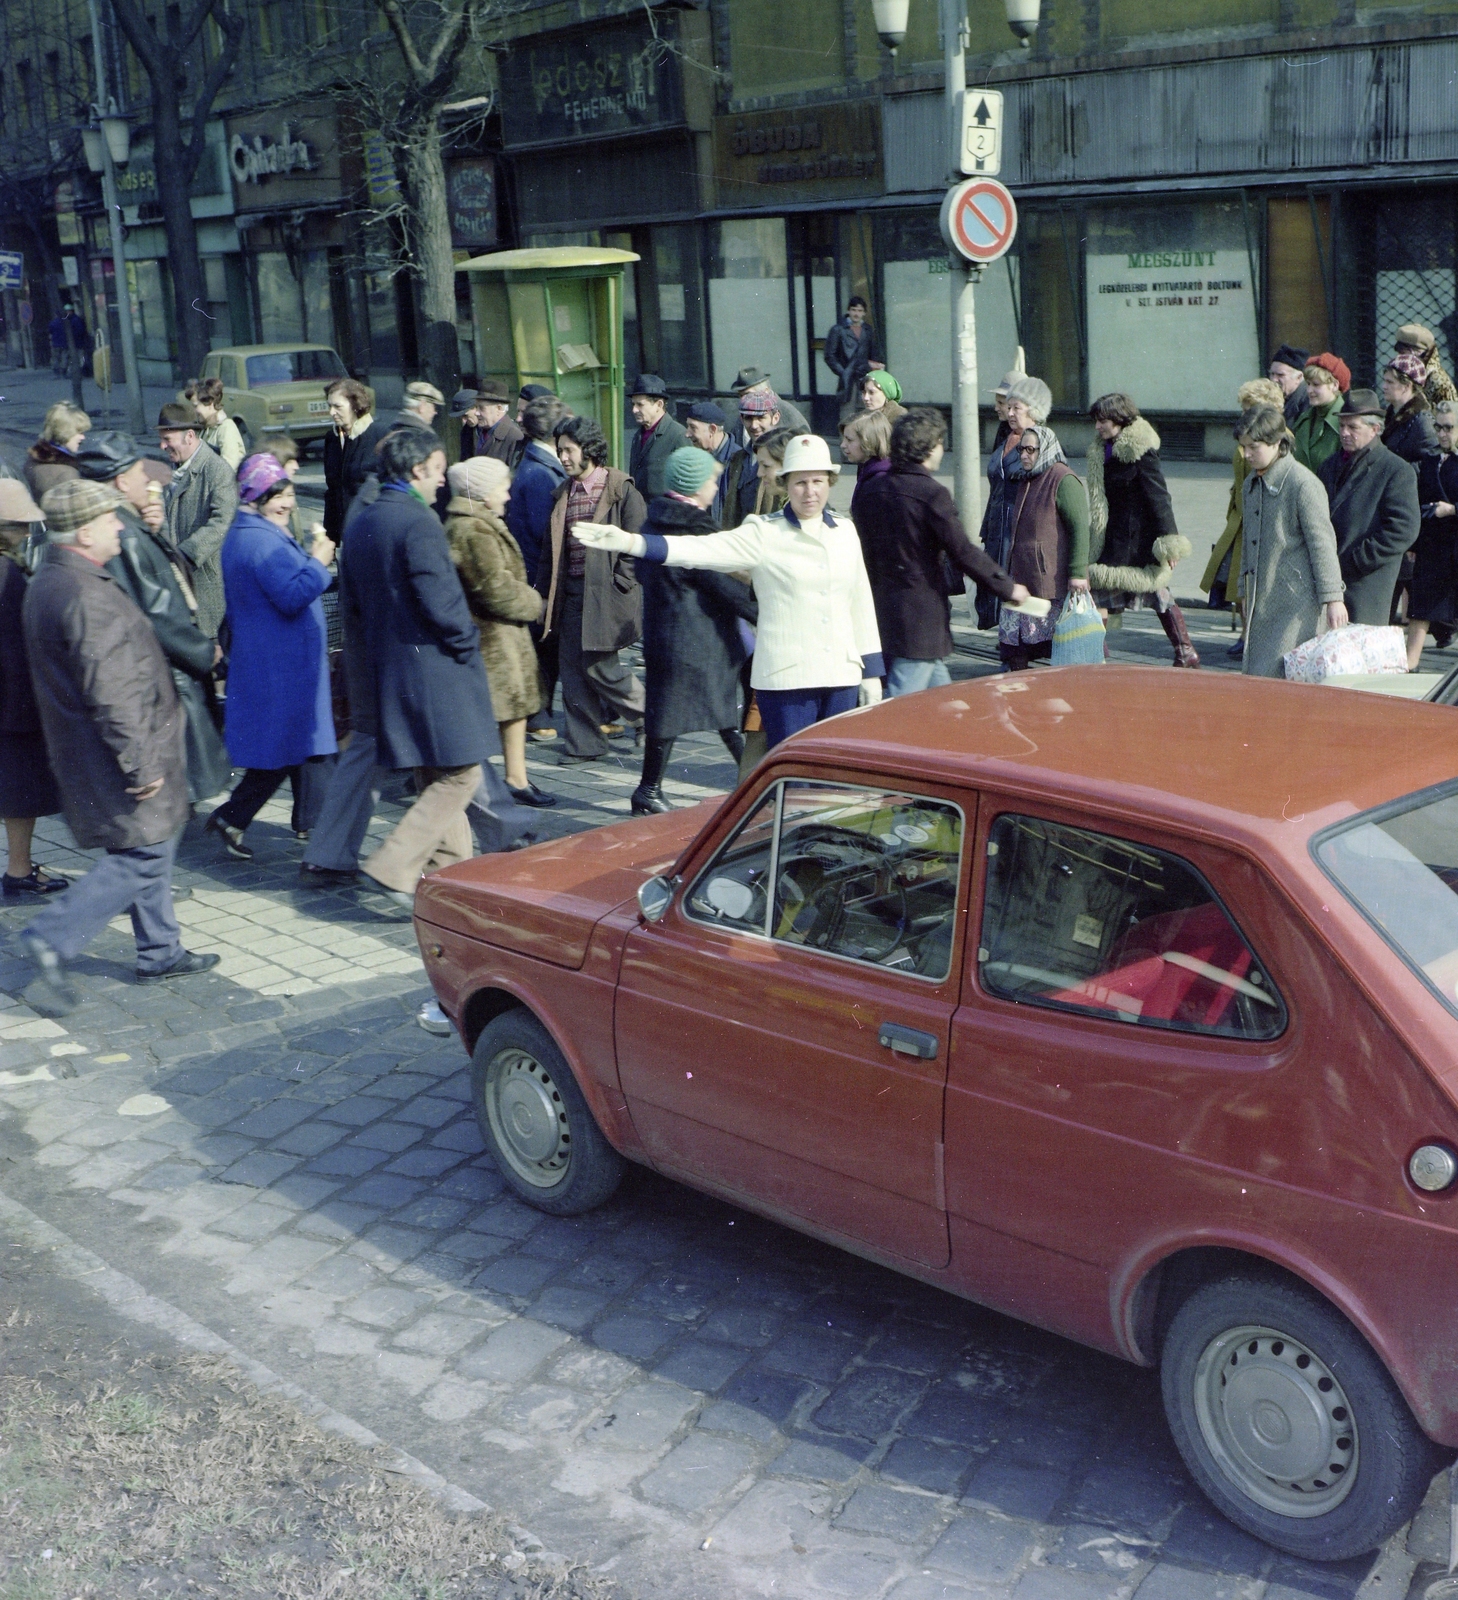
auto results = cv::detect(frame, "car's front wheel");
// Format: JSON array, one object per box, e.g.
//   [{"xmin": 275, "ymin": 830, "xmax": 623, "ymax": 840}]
[
  {"xmin": 470, "ymin": 1009, "xmax": 624, "ymax": 1215},
  {"xmin": 1161, "ymin": 1274, "xmax": 1438, "ymax": 1561}
]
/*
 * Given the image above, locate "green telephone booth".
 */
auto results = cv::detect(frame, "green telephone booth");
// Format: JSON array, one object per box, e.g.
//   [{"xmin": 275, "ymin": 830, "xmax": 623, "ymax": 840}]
[{"xmin": 457, "ymin": 246, "xmax": 639, "ymax": 469}]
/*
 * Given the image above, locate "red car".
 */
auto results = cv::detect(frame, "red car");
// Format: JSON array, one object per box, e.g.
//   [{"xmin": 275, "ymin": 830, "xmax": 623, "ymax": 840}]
[{"xmin": 415, "ymin": 668, "xmax": 1458, "ymax": 1562}]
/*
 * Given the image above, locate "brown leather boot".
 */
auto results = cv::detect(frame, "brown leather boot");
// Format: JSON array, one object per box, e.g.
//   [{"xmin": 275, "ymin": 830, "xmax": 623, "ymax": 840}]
[{"xmin": 1155, "ymin": 591, "xmax": 1200, "ymax": 667}]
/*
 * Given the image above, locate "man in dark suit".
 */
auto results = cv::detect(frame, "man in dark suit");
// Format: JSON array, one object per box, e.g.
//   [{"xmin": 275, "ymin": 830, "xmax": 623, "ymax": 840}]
[
  {"xmin": 628, "ymin": 374, "xmax": 687, "ymax": 501},
  {"xmin": 462, "ymin": 379, "xmax": 525, "ymax": 466},
  {"xmin": 1317, "ymin": 389, "xmax": 1422, "ymax": 625}
]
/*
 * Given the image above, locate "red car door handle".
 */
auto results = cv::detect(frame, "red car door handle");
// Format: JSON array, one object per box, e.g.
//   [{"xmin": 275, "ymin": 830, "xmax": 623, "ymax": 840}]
[{"xmin": 879, "ymin": 1022, "xmax": 938, "ymax": 1061}]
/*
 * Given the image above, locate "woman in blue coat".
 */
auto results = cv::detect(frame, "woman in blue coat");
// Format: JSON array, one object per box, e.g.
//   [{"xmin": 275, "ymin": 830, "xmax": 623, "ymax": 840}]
[{"xmin": 206, "ymin": 455, "xmax": 337, "ymax": 860}]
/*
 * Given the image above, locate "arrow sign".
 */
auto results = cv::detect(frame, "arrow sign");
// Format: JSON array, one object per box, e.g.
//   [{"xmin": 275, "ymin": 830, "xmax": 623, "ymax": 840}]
[
  {"xmin": 0, "ymin": 252, "xmax": 21, "ymax": 292},
  {"xmin": 959, "ymin": 87, "xmax": 1003, "ymax": 175},
  {"xmin": 940, "ymin": 177, "xmax": 1018, "ymax": 265}
]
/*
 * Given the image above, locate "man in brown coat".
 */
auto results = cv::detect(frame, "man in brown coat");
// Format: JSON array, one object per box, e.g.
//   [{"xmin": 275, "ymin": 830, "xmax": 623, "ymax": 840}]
[
  {"xmin": 538, "ymin": 414, "xmax": 646, "ymax": 764},
  {"xmin": 19, "ymin": 480, "xmax": 218, "ymax": 1015}
]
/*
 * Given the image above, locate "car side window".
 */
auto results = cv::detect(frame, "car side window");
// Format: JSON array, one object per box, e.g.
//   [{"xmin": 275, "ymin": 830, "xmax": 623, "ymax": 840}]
[
  {"xmin": 201, "ymin": 354, "xmax": 219, "ymax": 378},
  {"xmin": 686, "ymin": 780, "xmax": 963, "ymax": 980},
  {"xmin": 220, "ymin": 356, "xmax": 241, "ymax": 389},
  {"xmin": 978, "ymin": 814, "xmax": 1286, "ymax": 1040}
]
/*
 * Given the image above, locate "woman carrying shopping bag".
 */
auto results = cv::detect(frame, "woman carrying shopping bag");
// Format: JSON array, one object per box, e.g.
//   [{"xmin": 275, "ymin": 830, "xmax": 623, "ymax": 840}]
[{"xmin": 998, "ymin": 424, "xmax": 1091, "ymax": 670}]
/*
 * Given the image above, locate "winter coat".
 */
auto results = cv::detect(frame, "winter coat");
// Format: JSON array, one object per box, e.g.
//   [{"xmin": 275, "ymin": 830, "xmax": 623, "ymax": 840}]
[
  {"xmin": 857, "ymin": 462, "xmax": 1018, "ymax": 661},
  {"xmin": 640, "ymin": 505, "xmax": 881, "ymax": 691},
  {"xmin": 1200, "ymin": 448, "xmax": 1250, "ymax": 607},
  {"xmin": 340, "ymin": 484, "xmax": 498, "ymax": 770},
  {"xmin": 1283, "ymin": 384, "xmax": 1310, "ymax": 427},
  {"xmin": 723, "ymin": 445, "xmax": 763, "ymax": 530},
  {"xmin": 462, "ymin": 415, "xmax": 524, "ymax": 466},
  {"xmin": 540, "ymin": 469, "xmax": 646, "ymax": 652},
  {"xmin": 22, "ymin": 542, "xmax": 189, "ymax": 850},
  {"xmin": 823, "ymin": 317, "xmax": 880, "ymax": 406},
  {"xmin": 1409, "ymin": 451, "xmax": 1458, "ymax": 626},
  {"xmin": 1291, "ymin": 399, "xmax": 1344, "ymax": 474},
  {"xmin": 639, "ymin": 496, "xmax": 757, "ymax": 740},
  {"xmin": 163, "ymin": 439, "xmax": 239, "ymax": 640},
  {"xmin": 629, "ymin": 415, "xmax": 689, "ymax": 502},
  {"xmin": 106, "ymin": 505, "xmax": 229, "ymax": 804},
  {"xmin": 202, "ymin": 416, "xmax": 246, "ymax": 471},
  {"xmin": 324, "ymin": 416, "xmax": 387, "ymax": 539},
  {"xmin": 220, "ymin": 509, "xmax": 336, "ymax": 770},
  {"xmin": 1317, "ymin": 440, "xmax": 1422, "ymax": 625},
  {"xmin": 24, "ymin": 443, "xmax": 79, "ymax": 503},
  {"xmin": 1005, "ymin": 466, "xmax": 1091, "ymax": 601},
  {"xmin": 976, "ymin": 432, "xmax": 1023, "ymax": 626},
  {"xmin": 1425, "ymin": 362, "xmax": 1458, "ymax": 407},
  {"xmin": 505, "ymin": 441, "xmax": 567, "ymax": 586},
  {"xmin": 850, "ymin": 456, "xmax": 892, "ymax": 529},
  {"xmin": 1086, "ymin": 418, "xmax": 1191, "ymax": 596},
  {"xmin": 1383, "ymin": 392, "xmax": 1440, "ymax": 467},
  {"xmin": 443, "ymin": 500, "xmax": 543, "ymax": 724},
  {"xmin": 1239, "ymin": 453, "xmax": 1346, "ymax": 679},
  {"xmin": 0, "ymin": 553, "xmax": 59, "ymax": 817}
]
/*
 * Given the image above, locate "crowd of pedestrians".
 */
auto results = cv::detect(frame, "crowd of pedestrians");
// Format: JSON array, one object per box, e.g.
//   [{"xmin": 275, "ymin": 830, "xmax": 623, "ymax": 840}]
[{"xmin": 1, "ymin": 302, "xmax": 1454, "ymax": 1014}]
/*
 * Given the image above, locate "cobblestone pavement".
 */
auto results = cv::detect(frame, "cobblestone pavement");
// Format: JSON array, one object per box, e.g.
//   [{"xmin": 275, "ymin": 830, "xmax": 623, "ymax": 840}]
[{"xmin": 0, "ymin": 363, "xmax": 1453, "ymax": 1598}]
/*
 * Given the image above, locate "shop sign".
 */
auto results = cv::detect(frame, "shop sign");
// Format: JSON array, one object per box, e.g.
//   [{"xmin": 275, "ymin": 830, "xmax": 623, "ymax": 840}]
[
  {"xmin": 362, "ymin": 130, "xmax": 401, "ymax": 208},
  {"xmin": 1086, "ymin": 248, "xmax": 1258, "ymax": 411},
  {"xmin": 55, "ymin": 182, "xmax": 83, "ymax": 248},
  {"xmin": 0, "ymin": 252, "xmax": 22, "ymax": 291},
  {"xmin": 447, "ymin": 158, "xmax": 497, "ymax": 251},
  {"xmin": 231, "ymin": 123, "xmax": 313, "ymax": 185},
  {"xmin": 715, "ymin": 101, "xmax": 883, "ymax": 205},
  {"xmin": 116, "ymin": 127, "xmax": 227, "ymax": 211},
  {"xmin": 500, "ymin": 19, "xmax": 683, "ymax": 149}
]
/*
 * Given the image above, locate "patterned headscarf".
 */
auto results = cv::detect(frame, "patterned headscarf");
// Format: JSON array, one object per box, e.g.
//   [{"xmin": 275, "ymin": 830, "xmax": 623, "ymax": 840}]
[{"xmin": 1008, "ymin": 423, "xmax": 1067, "ymax": 479}]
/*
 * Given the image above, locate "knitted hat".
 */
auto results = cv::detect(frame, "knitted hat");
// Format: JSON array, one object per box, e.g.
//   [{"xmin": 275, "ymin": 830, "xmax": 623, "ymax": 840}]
[
  {"xmin": 686, "ymin": 400, "xmax": 728, "ymax": 428},
  {"xmin": 41, "ymin": 478, "xmax": 124, "ymax": 533},
  {"xmin": 237, "ymin": 452, "xmax": 291, "ymax": 504},
  {"xmin": 1385, "ymin": 352, "xmax": 1427, "ymax": 388},
  {"xmin": 1005, "ymin": 375, "xmax": 1053, "ymax": 425},
  {"xmin": 664, "ymin": 446, "xmax": 719, "ymax": 498},
  {"xmin": 866, "ymin": 371, "xmax": 903, "ymax": 403},
  {"xmin": 1269, "ymin": 344, "xmax": 1309, "ymax": 372},
  {"xmin": 738, "ymin": 388, "xmax": 780, "ymax": 416},
  {"xmin": 447, "ymin": 455, "xmax": 510, "ymax": 504},
  {"xmin": 1305, "ymin": 352, "xmax": 1351, "ymax": 394}
]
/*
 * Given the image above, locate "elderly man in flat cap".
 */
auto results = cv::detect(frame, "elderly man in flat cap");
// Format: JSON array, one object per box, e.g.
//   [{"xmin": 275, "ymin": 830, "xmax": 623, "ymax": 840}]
[{"xmin": 19, "ymin": 479, "xmax": 218, "ymax": 1015}]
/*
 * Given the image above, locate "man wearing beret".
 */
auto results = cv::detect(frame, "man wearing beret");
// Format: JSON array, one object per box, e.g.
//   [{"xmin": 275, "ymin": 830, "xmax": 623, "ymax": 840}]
[
  {"xmin": 628, "ymin": 375, "xmax": 688, "ymax": 501},
  {"xmin": 20, "ymin": 480, "xmax": 218, "ymax": 1014},
  {"xmin": 1269, "ymin": 344, "xmax": 1311, "ymax": 426},
  {"xmin": 684, "ymin": 400, "xmax": 736, "ymax": 525},
  {"xmin": 1317, "ymin": 389, "xmax": 1422, "ymax": 625}
]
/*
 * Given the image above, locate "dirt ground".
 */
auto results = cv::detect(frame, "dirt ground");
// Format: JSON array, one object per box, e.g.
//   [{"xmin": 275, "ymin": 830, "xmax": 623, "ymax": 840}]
[{"xmin": 0, "ymin": 1237, "xmax": 623, "ymax": 1600}]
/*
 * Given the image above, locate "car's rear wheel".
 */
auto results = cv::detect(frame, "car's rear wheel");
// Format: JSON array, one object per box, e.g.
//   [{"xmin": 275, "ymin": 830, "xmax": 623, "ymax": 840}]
[
  {"xmin": 1161, "ymin": 1274, "xmax": 1437, "ymax": 1560},
  {"xmin": 470, "ymin": 1009, "xmax": 624, "ymax": 1215}
]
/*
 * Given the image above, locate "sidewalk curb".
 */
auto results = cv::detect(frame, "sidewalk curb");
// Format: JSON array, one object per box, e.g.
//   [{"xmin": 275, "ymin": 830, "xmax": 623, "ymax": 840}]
[{"xmin": 0, "ymin": 1182, "xmax": 491, "ymax": 1516}]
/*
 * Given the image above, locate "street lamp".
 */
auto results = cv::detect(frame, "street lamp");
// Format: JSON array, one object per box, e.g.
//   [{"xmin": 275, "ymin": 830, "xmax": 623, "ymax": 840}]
[{"xmin": 871, "ymin": 0, "xmax": 1040, "ymax": 51}]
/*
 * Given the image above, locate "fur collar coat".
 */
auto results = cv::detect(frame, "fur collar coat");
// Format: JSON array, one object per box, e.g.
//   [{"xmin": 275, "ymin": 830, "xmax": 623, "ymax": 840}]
[{"xmin": 1085, "ymin": 417, "xmax": 1191, "ymax": 594}]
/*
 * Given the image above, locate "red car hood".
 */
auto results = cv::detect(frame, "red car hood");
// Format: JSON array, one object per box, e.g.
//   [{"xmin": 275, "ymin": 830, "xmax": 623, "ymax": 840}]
[{"xmin": 413, "ymin": 801, "xmax": 718, "ymax": 969}]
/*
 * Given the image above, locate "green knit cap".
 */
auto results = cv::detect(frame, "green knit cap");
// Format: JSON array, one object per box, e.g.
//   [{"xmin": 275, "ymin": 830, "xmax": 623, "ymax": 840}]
[{"xmin": 664, "ymin": 446, "xmax": 718, "ymax": 497}]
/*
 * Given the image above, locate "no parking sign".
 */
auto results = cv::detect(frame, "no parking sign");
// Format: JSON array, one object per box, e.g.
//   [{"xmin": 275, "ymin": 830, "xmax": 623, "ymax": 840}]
[{"xmin": 940, "ymin": 177, "xmax": 1018, "ymax": 266}]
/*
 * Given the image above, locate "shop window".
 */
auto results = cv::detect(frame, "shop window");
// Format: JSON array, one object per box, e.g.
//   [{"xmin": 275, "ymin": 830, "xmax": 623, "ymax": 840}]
[
  {"xmin": 254, "ymin": 252, "xmax": 304, "ymax": 344},
  {"xmin": 708, "ymin": 219, "xmax": 790, "ymax": 396},
  {"xmin": 1084, "ymin": 199, "xmax": 1260, "ymax": 414},
  {"xmin": 729, "ymin": 0, "xmax": 845, "ymax": 96},
  {"xmin": 980, "ymin": 814, "xmax": 1286, "ymax": 1039},
  {"xmin": 203, "ymin": 256, "xmax": 233, "ymax": 348},
  {"xmin": 127, "ymin": 258, "xmax": 172, "ymax": 364},
  {"xmin": 1020, "ymin": 210, "xmax": 1083, "ymax": 412},
  {"xmin": 650, "ymin": 224, "xmax": 707, "ymax": 390}
]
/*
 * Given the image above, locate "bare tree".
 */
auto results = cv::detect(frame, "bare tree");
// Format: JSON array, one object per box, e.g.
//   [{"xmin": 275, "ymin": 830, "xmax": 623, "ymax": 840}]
[
  {"xmin": 108, "ymin": 0, "xmax": 245, "ymax": 380},
  {"xmin": 372, "ymin": 0, "xmax": 486, "ymax": 396}
]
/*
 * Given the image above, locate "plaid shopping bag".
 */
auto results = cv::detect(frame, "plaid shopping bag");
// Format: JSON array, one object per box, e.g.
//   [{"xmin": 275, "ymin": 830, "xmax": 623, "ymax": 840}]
[{"xmin": 1050, "ymin": 592, "xmax": 1106, "ymax": 666}]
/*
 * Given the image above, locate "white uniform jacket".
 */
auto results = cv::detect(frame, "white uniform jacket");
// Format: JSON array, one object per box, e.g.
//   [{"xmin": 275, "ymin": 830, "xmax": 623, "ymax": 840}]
[{"xmin": 640, "ymin": 506, "xmax": 883, "ymax": 692}]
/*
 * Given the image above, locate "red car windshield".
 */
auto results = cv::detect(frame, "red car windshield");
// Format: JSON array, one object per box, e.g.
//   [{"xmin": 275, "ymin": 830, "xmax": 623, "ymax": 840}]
[{"xmin": 1316, "ymin": 783, "xmax": 1458, "ymax": 1020}]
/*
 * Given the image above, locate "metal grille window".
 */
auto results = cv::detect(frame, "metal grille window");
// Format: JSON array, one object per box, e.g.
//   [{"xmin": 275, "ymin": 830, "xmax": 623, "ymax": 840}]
[{"xmin": 1372, "ymin": 191, "xmax": 1457, "ymax": 383}]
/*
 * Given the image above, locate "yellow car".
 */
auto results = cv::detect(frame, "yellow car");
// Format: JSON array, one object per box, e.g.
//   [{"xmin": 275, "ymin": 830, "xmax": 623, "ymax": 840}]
[{"xmin": 196, "ymin": 343, "xmax": 350, "ymax": 451}]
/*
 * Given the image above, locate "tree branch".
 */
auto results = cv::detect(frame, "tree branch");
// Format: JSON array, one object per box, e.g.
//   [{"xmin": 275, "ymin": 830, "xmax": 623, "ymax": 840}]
[
  {"xmin": 182, "ymin": 5, "xmax": 246, "ymax": 183},
  {"xmin": 378, "ymin": 0, "xmax": 431, "ymax": 85},
  {"xmin": 109, "ymin": 0, "xmax": 165, "ymax": 76}
]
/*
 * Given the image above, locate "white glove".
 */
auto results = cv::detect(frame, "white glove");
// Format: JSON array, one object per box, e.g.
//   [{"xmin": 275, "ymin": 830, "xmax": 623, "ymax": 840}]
[
  {"xmin": 858, "ymin": 677, "xmax": 883, "ymax": 707},
  {"xmin": 571, "ymin": 522, "xmax": 643, "ymax": 555}
]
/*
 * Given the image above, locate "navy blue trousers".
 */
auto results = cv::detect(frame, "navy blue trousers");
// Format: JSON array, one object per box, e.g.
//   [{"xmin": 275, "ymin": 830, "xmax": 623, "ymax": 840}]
[{"xmin": 756, "ymin": 685, "xmax": 859, "ymax": 750}]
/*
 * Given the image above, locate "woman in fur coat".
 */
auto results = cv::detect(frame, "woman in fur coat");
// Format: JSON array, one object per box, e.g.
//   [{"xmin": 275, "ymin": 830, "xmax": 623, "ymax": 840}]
[
  {"xmin": 443, "ymin": 456, "xmax": 556, "ymax": 809},
  {"xmin": 1084, "ymin": 392, "xmax": 1199, "ymax": 667}
]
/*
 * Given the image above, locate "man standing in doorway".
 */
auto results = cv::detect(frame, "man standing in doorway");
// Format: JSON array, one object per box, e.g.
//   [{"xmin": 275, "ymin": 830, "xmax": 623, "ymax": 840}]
[
  {"xmin": 628, "ymin": 375, "xmax": 687, "ymax": 501},
  {"xmin": 20, "ymin": 480, "xmax": 218, "ymax": 1014},
  {"xmin": 158, "ymin": 402, "xmax": 238, "ymax": 641}
]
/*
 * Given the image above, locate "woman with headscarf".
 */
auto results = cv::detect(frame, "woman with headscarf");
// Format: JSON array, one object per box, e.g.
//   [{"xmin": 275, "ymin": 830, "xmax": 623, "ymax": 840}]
[
  {"xmin": 1235, "ymin": 405, "xmax": 1347, "ymax": 679},
  {"xmin": 1201, "ymin": 376, "xmax": 1286, "ymax": 660},
  {"xmin": 1085, "ymin": 391, "xmax": 1199, "ymax": 667},
  {"xmin": 1394, "ymin": 323, "xmax": 1458, "ymax": 408},
  {"xmin": 205, "ymin": 455, "xmax": 337, "ymax": 859},
  {"xmin": 859, "ymin": 370, "xmax": 907, "ymax": 425},
  {"xmin": 630, "ymin": 447, "xmax": 757, "ymax": 814},
  {"xmin": 977, "ymin": 375, "xmax": 1051, "ymax": 628},
  {"xmin": 998, "ymin": 424, "xmax": 1091, "ymax": 671},
  {"xmin": 442, "ymin": 455, "xmax": 555, "ymax": 808},
  {"xmin": 0, "ymin": 476, "xmax": 64, "ymax": 898},
  {"xmin": 1406, "ymin": 398, "xmax": 1458, "ymax": 668},
  {"xmin": 1382, "ymin": 353, "xmax": 1440, "ymax": 467}
]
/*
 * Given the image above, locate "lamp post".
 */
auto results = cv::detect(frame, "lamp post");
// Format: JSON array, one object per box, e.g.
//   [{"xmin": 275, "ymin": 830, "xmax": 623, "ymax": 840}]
[
  {"xmin": 872, "ymin": 0, "xmax": 1039, "ymax": 525},
  {"xmin": 83, "ymin": 0, "xmax": 145, "ymax": 436}
]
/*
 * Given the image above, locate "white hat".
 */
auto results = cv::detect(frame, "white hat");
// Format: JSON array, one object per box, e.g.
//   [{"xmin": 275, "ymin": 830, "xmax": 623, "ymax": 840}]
[{"xmin": 777, "ymin": 433, "xmax": 840, "ymax": 481}]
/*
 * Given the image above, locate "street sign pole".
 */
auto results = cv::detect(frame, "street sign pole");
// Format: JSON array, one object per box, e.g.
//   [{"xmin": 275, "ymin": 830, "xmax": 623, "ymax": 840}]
[{"xmin": 940, "ymin": 0, "xmax": 981, "ymax": 528}]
